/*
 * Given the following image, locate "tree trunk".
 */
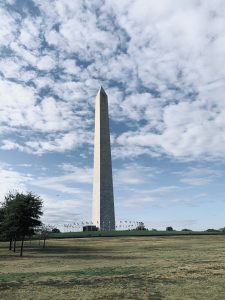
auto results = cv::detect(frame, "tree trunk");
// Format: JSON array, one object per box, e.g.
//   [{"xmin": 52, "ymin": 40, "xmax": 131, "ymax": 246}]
[
  {"xmin": 13, "ymin": 238, "xmax": 16, "ymax": 252},
  {"xmin": 43, "ymin": 236, "xmax": 46, "ymax": 248},
  {"xmin": 9, "ymin": 238, "xmax": 12, "ymax": 250},
  {"xmin": 20, "ymin": 237, "xmax": 24, "ymax": 257}
]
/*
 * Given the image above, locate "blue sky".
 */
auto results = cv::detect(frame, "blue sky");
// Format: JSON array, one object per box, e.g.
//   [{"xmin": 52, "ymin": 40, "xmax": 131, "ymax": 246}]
[{"xmin": 1, "ymin": 0, "xmax": 225, "ymax": 230}]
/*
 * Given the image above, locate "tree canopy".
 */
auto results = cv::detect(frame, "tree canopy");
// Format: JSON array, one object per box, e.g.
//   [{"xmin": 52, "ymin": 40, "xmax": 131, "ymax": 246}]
[{"xmin": 0, "ymin": 191, "xmax": 43, "ymax": 256}]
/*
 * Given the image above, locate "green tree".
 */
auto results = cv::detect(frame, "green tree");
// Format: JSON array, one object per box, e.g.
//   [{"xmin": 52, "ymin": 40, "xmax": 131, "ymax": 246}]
[
  {"xmin": 0, "ymin": 191, "xmax": 43, "ymax": 256},
  {"xmin": 166, "ymin": 226, "xmax": 174, "ymax": 231},
  {"xmin": 136, "ymin": 222, "xmax": 147, "ymax": 230},
  {"xmin": 52, "ymin": 228, "xmax": 60, "ymax": 233},
  {"xmin": 0, "ymin": 204, "xmax": 6, "ymax": 240},
  {"xmin": 0, "ymin": 194, "xmax": 17, "ymax": 250}
]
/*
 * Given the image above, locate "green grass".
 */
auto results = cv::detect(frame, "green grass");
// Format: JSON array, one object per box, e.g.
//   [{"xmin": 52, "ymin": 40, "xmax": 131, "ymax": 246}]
[
  {"xmin": 1, "ymin": 235, "xmax": 225, "ymax": 299},
  {"xmin": 47, "ymin": 229, "xmax": 223, "ymax": 239}
]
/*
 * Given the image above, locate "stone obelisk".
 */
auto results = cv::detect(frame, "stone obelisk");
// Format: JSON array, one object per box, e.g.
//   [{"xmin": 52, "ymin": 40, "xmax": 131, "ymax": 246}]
[{"xmin": 92, "ymin": 87, "xmax": 115, "ymax": 230}]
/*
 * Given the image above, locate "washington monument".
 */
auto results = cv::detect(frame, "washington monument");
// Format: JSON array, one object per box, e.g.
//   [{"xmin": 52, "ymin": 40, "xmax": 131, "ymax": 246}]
[{"xmin": 92, "ymin": 87, "xmax": 115, "ymax": 230}]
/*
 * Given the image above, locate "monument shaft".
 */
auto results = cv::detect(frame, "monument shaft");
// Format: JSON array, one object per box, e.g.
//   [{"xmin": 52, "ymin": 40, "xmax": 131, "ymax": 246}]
[{"xmin": 92, "ymin": 87, "xmax": 115, "ymax": 230}]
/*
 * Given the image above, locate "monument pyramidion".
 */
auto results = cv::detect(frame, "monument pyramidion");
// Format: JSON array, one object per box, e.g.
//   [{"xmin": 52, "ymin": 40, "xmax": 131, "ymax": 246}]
[{"xmin": 92, "ymin": 87, "xmax": 115, "ymax": 230}]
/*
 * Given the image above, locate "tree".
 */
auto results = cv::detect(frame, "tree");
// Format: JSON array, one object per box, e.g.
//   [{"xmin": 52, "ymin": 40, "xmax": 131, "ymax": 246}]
[
  {"xmin": 52, "ymin": 228, "xmax": 60, "ymax": 233},
  {"xmin": 37, "ymin": 224, "xmax": 53, "ymax": 248},
  {"xmin": 166, "ymin": 226, "xmax": 174, "ymax": 231},
  {"xmin": 0, "ymin": 191, "xmax": 43, "ymax": 256},
  {"xmin": 0, "ymin": 194, "xmax": 18, "ymax": 250},
  {"xmin": 136, "ymin": 222, "xmax": 147, "ymax": 230},
  {"xmin": 0, "ymin": 205, "xmax": 7, "ymax": 242}
]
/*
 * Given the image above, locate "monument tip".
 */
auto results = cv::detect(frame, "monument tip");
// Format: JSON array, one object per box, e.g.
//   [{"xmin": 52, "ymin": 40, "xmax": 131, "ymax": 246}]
[{"xmin": 98, "ymin": 86, "xmax": 107, "ymax": 96}]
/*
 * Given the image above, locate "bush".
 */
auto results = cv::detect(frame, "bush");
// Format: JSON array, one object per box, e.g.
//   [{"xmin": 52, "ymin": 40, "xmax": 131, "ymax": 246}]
[
  {"xmin": 166, "ymin": 226, "xmax": 173, "ymax": 231},
  {"xmin": 52, "ymin": 228, "xmax": 60, "ymax": 233},
  {"xmin": 205, "ymin": 228, "xmax": 220, "ymax": 232}
]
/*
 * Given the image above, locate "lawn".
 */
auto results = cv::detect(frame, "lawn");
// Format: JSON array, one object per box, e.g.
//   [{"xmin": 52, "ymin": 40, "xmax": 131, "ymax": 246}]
[
  {"xmin": 47, "ymin": 229, "xmax": 222, "ymax": 239},
  {"xmin": 0, "ymin": 235, "xmax": 225, "ymax": 299}
]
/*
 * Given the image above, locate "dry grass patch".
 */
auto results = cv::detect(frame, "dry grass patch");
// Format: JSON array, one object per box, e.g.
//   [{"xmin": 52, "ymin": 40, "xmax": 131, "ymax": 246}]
[{"xmin": 0, "ymin": 236, "xmax": 225, "ymax": 299}]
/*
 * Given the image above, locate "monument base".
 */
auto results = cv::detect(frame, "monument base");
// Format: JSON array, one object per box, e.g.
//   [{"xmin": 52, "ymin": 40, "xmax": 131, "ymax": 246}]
[{"xmin": 83, "ymin": 225, "xmax": 99, "ymax": 232}]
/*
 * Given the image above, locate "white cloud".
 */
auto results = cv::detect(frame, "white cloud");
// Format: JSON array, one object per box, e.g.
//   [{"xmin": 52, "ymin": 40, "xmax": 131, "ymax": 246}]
[
  {"xmin": 0, "ymin": 166, "xmax": 32, "ymax": 201},
  {"xmin": 115, "ymin": 163, "xmax": 160, "ymax": 185},
  {"xmin": 0, "ymin": 78, "xmax": 92, "ymax": 153},
  {"xmin": 41, "ymin": 194, "xmax": 85, "ymax": 225},
  {"xmin": 36, "ymin": 55, "xmax": 56, "ymax": 71},
  {"xmin": 10, "ymin": 41, "xmax": 38, "ymax": 66},
  {"xmin": 174, "ymin": 167, "xmax": 222, "ymax": 186},
  {"xmin": 33, "ymin": 76, "xmax": 55, "ymax": 89},
  {"xmin": 60, "ymin": 164, "xmax": 93, "ymax": 183},
  {"xmin": 1, "ymin": 131, "xmax": 91, "ymax": 155},
  {"xmin": 32, "ymin": 165, "xmax": 92, "ymax": 194},
  {"xmin": 112, "ymin": 145, "xmax": 158, "ymax": 159},
  {"xmin": 119, "ymin": 185, "xmax": 208, "ymax": 209},
  {"xmin": 18, "ymin": 17, "xmax": 41, "ymax": 49},
  {"xmin": 119, "ymin": 186, "xmax": 181, "ymax": 208},
  {"xmin": 0, "ymin": 80, "xmax": 36, "ymax": 108},
  {"xmin": 62, "ymin": 59, "xmax": 81, "ymax": 75},
  {"xmin": 24, "ymin": 131, "xmax": 91, "ymax": 154},
  {"xmin": 1, "ymin": 140, "xmax": 25, "ymax": 151},
  {"xmin": 0, "ymin": 0, "xmax": 225, "ymax": 161},
  {"xmin": 116, "ymin": 96, "xmax": 225, "ymax": 160},
  {"xmin": 0, "ymin": 7, "xmax": 17, "ymax": 46},
  {"xmin": 0, "ymin": 57, "xmax": 23, "ymax": 79},
  {"xmin": 0, "ymin": 161, "xmax": 92, "ymax": 224},
  {"xmin": 5, "ymin": 0, "xmax": 16, "ymax": 4}
]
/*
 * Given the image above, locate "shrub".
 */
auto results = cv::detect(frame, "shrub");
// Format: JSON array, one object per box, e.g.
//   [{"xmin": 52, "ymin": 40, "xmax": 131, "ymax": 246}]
[
  {"xmin": 52, "ymin": 228, "xmax": 60, "ymax": 233},
  {"xmin": 205, "ymin": 228, "xmax": 220, "ymax": 232},
  {"xmin": 166, "ymin": 226, "xmax": 174, "ymax": 231}
]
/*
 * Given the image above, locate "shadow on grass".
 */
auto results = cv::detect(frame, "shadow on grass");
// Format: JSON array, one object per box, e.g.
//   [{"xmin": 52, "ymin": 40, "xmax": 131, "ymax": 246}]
[
  {"xmin": 0, "ymin": 281, "xmax": 21, "ymax": 291},
  {"xmin": 0, "ymin": 266, "xmax": 152, "ymax": 282},
  {"xmin": 35, "ymin": 274, "xmax": 166, "ymax": 300},
  {"xmin": 25, "ymin": 254, "xmax": 145, "ymax": 260},
  {"xmin": 27, "ymin": 244, "xmax": 113, "ymax": 253},
  {"xmin": 1, "ymin": 243, "xmax": 145, "ymax": 260}
]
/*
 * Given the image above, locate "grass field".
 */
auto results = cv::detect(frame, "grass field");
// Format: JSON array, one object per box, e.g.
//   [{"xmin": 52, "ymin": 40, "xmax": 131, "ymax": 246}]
[
  {"xmin": 48, "ymin": 229, "xmax": 223, "ymax": 239},
  {"xmin": 1, "ymin": 235, "xmax": 225, "ymax": 299}
]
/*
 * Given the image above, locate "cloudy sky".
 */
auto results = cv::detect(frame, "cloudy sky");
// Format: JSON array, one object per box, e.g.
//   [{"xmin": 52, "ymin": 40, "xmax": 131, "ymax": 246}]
[{"xmin": 1, "ymin": 0, "xmax": 225, "ymax": 230}]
